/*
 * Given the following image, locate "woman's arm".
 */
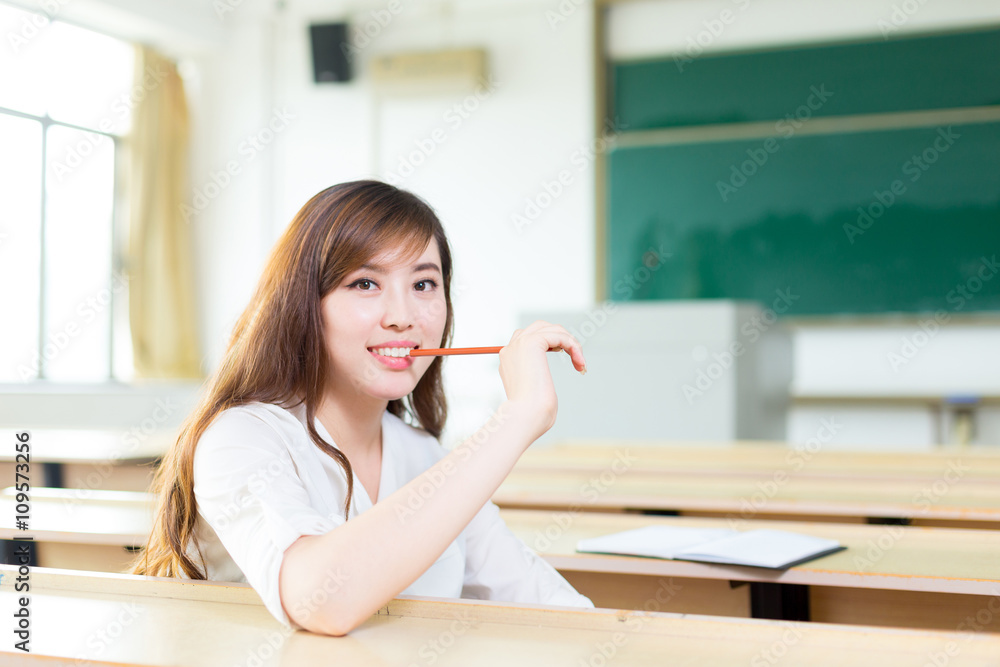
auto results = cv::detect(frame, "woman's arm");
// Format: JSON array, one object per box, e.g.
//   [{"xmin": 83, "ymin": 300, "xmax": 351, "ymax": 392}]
[{"xmin": 278, "ymin": 321, "xmax": 586, "ymax": 635}]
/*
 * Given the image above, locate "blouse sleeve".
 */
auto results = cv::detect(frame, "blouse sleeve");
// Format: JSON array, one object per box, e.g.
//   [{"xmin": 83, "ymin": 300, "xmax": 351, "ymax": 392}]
[
  {"xmin": 460, "ymin": 500, "xmax": 594, "ymax": 608},
  {"xmin": 192, "ymin": 408, "xmax": 343, "ymax": 628}
]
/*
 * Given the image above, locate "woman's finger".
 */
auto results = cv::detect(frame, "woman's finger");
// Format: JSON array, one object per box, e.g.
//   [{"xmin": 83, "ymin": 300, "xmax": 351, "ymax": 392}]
[
  {"xmin": 505, "ymin": 321, "xmax": 588, "ymax": 374},
  {"xmin": 539, "ymin": 330, "xmax": 587, "ymax": 374}
]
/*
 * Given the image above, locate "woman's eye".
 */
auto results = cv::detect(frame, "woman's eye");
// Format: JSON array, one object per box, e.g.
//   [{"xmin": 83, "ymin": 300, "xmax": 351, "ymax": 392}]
[
  {"xmin": 351, "ymin": 279, "xmax": 376, "ymax": 290},
  {"xmin": 415, "ymin": 279, "xmax": 438, "ymax": 291}
]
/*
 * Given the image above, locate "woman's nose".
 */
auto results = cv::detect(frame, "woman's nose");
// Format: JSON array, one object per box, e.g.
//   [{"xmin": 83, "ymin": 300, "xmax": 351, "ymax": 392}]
[{"xmin": 380, "ymin": 286, "xmax": 414, "ymax": 330}]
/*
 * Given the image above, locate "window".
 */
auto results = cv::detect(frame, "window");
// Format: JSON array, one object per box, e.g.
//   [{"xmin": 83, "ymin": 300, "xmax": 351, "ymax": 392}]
[{"xmin": 0, "ymin": 2, "xmax": 134, "ymax": 382}]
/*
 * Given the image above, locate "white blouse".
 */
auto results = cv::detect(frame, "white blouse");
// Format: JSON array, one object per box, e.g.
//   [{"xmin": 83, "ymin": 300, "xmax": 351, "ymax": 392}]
[{"xmin": 189, "ymin": 401, "xmax": 593, "ymax": 627}]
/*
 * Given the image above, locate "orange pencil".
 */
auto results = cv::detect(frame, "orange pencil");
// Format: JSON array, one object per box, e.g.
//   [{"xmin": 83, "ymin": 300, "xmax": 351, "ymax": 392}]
[
  {"xmin": 409, "ymin": 346, "xmax": 503, "ymax": 357},
  {"xmin": 412, "ymin": 345, "xmax": 586, "ymax": 374}
]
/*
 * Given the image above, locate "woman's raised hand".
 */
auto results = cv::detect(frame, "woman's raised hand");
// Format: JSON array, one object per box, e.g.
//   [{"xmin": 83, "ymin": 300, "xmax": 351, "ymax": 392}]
[{"xmin": 498, "ymin": 320, "xmax": 587, "ymax": 442}]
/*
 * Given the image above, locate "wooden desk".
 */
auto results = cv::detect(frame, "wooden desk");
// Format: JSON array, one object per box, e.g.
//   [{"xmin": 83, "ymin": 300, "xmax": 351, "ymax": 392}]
[
  {"xmin": 517, "ymin": 442, "xmax": 1000, "ymax": 481},
  {"xmin": 0, "ymin": 429, "xmax": 171, "ymax": 491},
  {"xmin": 5, "ymin": 489, "xmax": 999, "ymax": 635},
  {"xmin": 500, "ymin": 508, "xmax": 1000, "ymax": 633},
  {"xmin": 494, "ymin": 465, "xmax": 1000, "ymax": 529},
  {"xmin": 2, "ymin": 567, "xmax": 1000, "ymax": 666},
  {"xmin": 0, "ymin": 488, "xmax": 151, "ymax": 571}
]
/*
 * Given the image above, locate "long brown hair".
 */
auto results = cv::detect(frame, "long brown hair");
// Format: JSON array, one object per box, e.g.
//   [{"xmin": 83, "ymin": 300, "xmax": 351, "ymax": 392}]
[{"xmin": 131, "ymin": 180, "xmax": 454, "ymax": 579}]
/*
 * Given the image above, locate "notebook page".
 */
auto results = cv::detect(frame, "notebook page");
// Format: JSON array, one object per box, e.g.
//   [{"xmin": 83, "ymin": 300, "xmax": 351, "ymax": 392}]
[
  {"xmin": 576, "ymin": 525, "xmax": 737, "ymax": 559},
  {"xmin": 675, "ymin": 529, "xmax": 843, "ymax": 569}
]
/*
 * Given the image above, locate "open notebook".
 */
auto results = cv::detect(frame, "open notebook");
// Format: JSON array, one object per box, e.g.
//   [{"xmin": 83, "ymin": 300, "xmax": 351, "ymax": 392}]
[{"xmin": 576, "ymin": 526, "xmax": 846, "ymax": 570}]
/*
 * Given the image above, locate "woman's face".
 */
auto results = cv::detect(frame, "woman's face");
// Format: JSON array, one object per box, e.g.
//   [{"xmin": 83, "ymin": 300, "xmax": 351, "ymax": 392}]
[{"xmin": 320, "ymin": 237, "xmax": 448, "ymax": 403}]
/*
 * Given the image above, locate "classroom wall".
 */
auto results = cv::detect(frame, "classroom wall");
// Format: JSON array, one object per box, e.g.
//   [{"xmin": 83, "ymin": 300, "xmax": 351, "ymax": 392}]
[{"xmin": 8, "ymin": 0, "xmax": 999, "ymax": 448}]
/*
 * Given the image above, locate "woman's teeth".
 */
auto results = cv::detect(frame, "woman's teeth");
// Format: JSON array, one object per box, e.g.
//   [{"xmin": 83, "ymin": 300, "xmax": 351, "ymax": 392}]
[{"xmin": 373, "ymin": 347, "xmax": 413, "ymax": 358}]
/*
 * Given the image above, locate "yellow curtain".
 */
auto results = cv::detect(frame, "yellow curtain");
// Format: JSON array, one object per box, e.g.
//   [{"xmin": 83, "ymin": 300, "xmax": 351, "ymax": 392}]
[{"xmin": 128, "ymin": 45, "xmax": 202, "ymax": 378}]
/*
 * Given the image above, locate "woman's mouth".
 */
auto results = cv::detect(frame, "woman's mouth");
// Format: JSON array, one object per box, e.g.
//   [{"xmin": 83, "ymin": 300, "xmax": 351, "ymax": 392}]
[{"xmin": 367, "ymin": 345, "xmax": 417, "ymax": 369}]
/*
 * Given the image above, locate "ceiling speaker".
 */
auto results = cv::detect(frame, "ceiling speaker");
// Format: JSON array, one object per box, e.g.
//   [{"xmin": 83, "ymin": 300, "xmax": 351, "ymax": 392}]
[{"xmin": 309, "ymin": 23, "xmax": 352, "ymax": 83}]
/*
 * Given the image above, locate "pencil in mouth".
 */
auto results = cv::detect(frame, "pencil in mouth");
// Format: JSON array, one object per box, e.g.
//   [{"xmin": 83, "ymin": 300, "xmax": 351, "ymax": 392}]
[{"xmin": 409, "ymin": 346, "xmax": 504, "ymax": 357}]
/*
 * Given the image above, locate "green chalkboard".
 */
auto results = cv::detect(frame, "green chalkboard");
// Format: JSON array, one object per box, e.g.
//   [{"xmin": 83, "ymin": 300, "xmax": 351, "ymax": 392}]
[
  {"xmin": 612, "ymin": 29, "xmax": 1000, "ymax": 130},
  {"xmin": 607, "ymin": 30, "xmax": 1000, "ymax": 315}
]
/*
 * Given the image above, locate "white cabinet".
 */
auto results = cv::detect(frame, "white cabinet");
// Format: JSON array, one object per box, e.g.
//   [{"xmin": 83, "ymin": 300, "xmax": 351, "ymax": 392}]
[{"xmin": 520, "ymin": 301, "xmax": 792, "ymax": 444}]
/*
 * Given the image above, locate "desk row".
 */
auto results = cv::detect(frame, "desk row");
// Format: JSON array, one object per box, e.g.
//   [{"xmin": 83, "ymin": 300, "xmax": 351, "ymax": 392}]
[
  {"xmin": 2, "ymin": 488, "xmax": 998, "ymax": 632},
  {"xmin": 5, "ymin": 435, "xmax": 1000, "ymax": 528}
]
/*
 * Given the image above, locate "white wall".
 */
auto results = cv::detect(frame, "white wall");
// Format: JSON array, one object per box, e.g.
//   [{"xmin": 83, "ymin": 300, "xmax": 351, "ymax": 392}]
[{"xmin": 607, "ymin": 0, "xmax": 1000, "ymax": 59}]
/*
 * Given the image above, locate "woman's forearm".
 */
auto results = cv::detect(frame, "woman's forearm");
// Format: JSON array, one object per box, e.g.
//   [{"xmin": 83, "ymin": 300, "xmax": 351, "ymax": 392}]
[{"xmin": 279, "ymin": 400, "xmax": 539, "ymax": 635}]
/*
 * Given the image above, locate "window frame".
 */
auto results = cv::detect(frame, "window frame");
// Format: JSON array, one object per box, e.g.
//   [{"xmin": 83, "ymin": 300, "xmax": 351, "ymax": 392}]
[{"xmin": 0, "ymin": 102, "xmax": 129, "ymax": 382}]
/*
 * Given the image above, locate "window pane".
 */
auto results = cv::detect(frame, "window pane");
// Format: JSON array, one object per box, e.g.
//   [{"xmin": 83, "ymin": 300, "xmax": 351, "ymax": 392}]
[
  {"xmin": 43, "ymin": 124, "xmax": 115, "ymax": 381},
  {"xmin": 0, "ymin": 4, "xmax": 50, "ymax": 116},
  {"xmin": 45, "ymin": 21, "xmax": 134, "ymax": 134},
  {"xmin": 0, "ymin": 114, "xmax": 42, "ymax": 381},
  {"xmin": 0, "ymin": 5, "xmax": 134, "ymax": 133}
]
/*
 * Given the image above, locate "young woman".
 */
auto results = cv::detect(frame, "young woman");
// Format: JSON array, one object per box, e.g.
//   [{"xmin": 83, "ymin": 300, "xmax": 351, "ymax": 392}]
[{"xmin": 132, "ymin": 180, "xmax": 592, "ymax": 635}]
